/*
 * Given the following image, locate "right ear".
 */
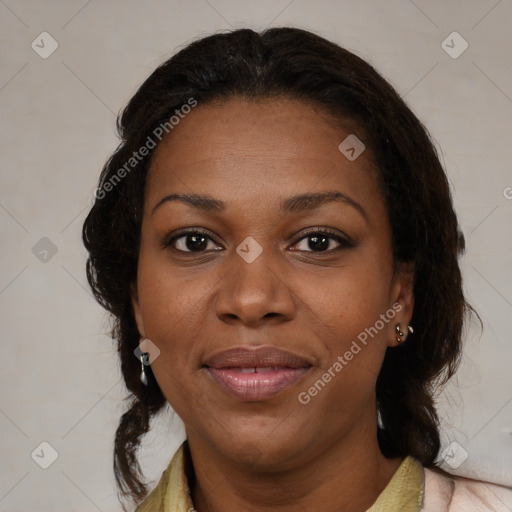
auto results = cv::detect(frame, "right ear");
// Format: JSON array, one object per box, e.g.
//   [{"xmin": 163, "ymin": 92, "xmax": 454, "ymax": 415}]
[{"xmin": 130, "ymin": 281, "xmax": 146, "ymax": 338}]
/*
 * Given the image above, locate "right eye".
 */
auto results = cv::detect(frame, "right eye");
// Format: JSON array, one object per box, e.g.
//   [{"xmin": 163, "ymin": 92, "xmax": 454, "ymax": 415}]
[{"xmin": 163, "ymin": 229, "xmax": 223, "ymax": 253}]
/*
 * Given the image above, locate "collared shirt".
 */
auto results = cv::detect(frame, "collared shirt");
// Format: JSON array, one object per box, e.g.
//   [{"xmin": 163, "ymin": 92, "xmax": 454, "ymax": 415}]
[
  {"xmin": 135, "ymin": 442, "xmax": 512, "ymax": 511},
  {"xmin": 135, "ymin": 441, "xmax": 424, "ymax": 512}
]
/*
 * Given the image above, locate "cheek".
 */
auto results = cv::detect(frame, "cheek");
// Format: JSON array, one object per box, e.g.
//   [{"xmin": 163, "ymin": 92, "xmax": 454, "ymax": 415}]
[
  {"xmin": 301, "ymin": 297, "xmax": 390, "ymax": 426},
  {"xmin": 308, "ymin": 256, "xmax": 394, "ymax": 389},
  {"xmin": 316, "ymin": 262, "xmax": 393, "ymax": 339},
  {"xmin": 135, "ymin": 249, "xmax": 212, "ymax": 367},
  {"xmin": 136, "ymin": 230, "xmax": 213, "ymax": 318},
  {"xmin": 136, "ymin": 265, "xmax": 211, "ymax": 413}
]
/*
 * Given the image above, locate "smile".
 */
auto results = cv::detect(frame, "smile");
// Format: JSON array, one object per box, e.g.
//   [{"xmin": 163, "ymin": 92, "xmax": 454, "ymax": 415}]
[
  {"xmin": 207, "ymin": 366, "xmax": 311, "ymax": 401},
  {"xmin": 204, "ymin": 346, "xmax": 312, "ymax": 401}
]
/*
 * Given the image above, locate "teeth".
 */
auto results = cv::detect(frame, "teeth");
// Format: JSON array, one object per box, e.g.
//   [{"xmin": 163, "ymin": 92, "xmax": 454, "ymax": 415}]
[
  {"xmin": 239, "ymin": 367, "xmax": 257, "ymax": 373},
  {"xmin": 254, "ymin": 367, "xmax": 277, "ymax": 373},
  {"xmin": 237, "ymin": 367, "xmax": 280, "ymax": 373},
  {"xmin": 218, "ymin": 367, "xmax": 293, "ymax": 374}
]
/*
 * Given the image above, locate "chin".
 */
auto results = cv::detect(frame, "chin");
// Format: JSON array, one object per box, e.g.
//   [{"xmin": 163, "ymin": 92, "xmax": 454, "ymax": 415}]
[{"xmin": 212, "ymin": 429, "xmax": 309, "ymax": 472}]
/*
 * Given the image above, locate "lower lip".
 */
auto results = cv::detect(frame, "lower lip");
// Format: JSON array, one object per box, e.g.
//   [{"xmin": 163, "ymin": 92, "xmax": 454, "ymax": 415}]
[{"xmin": 207, "ymin": 367, "xmax": 310, "ymax": 401}]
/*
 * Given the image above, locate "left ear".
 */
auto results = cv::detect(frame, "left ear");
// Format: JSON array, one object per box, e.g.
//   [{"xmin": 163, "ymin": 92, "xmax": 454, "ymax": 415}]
[{"xmin": 387, "ymin": 261, "xmax": 415, "ymax": 347}]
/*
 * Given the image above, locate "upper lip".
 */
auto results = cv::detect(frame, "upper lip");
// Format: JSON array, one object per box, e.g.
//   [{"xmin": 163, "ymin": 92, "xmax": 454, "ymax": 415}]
[{"xmin": 204, "ymin": 346, "xmax": 312, "ymax": 369}]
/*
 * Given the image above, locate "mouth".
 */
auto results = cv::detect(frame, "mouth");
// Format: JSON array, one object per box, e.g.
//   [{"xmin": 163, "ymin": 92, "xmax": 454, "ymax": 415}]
[{"xmin": 203, "ymin": 346, "xmax": 312, "ymax": 401}]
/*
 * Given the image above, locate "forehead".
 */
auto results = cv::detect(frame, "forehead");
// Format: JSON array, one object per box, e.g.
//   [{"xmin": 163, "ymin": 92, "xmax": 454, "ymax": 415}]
[{"xmin": 145, "ymin": 96, "xmax": 381, "ymax": 213}]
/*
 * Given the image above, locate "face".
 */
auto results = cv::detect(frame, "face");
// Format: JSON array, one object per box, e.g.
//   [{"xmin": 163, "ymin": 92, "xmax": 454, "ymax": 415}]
[{"xmin": 132, "ymin": 96, "xmax": 414, "ymax": 470}]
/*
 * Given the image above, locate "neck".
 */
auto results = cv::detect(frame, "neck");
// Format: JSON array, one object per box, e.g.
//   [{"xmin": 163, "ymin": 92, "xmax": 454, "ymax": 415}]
[{"xmin": 187, "ymin": 411, "xmax": 402, "ymax": 512}]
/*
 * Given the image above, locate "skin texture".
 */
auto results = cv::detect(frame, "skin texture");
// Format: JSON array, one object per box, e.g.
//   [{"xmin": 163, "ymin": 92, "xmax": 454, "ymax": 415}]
[{"xmin": 132, "ymin": 96, "xmax": 415, "ymax": 512}]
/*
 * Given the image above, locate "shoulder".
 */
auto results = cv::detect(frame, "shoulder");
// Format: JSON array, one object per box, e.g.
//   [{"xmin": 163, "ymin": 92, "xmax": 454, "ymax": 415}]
[
  {"xmin": 134, "ymin": 466, "xmax": 170, "ymax": 512},
  {"xmin": 422, "ymin": 467, "xmax": 512, "ymax": 512},
  {"xmin": 134, "ymin": 443, "xmax": 194, "ymax": 512}
]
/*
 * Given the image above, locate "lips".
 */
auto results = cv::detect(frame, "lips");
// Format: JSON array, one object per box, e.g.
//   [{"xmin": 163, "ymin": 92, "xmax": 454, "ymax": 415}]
[{"xmin": 204, "ymin": 346, "xmax": 312, "ymax": 401}]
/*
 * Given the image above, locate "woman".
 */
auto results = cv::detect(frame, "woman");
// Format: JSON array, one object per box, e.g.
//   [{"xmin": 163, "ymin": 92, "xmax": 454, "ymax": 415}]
[{"xmin": 82, "ymin": 27, "xmax": 512, "ymax": 511}]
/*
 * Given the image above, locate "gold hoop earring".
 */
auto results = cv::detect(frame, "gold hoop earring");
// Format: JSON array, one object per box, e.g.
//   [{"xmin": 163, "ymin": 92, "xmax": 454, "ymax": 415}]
[
  {"xmin": 395, "ymin": 324, "xmax": 404, "ymax": 343},
  {"xmin": 395, "ymin": 324, "xmax": 413, "ymax": 344}
]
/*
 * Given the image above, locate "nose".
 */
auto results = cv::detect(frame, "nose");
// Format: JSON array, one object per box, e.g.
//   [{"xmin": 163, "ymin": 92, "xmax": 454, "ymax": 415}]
[{"xmin": 213, "ymin": 241, "xmax": 296, "ymax": 328}]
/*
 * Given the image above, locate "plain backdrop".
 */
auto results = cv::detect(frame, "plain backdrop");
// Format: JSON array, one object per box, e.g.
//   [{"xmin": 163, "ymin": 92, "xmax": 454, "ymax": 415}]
[{"xmin": 0, "ymin": 1, "xmax": 511, "ymax": 511}]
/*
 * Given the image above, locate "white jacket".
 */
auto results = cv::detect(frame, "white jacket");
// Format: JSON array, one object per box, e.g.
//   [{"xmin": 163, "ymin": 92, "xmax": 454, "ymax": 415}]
[{"xmin": 422, "ymin": 468, "xmax": 512, "ymax": 511}]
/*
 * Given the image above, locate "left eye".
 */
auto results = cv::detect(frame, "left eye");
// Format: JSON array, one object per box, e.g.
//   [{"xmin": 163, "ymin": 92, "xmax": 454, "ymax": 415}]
[{"xmin": 292, "ymin": 230, "xmax": 348, "ymax": 252}]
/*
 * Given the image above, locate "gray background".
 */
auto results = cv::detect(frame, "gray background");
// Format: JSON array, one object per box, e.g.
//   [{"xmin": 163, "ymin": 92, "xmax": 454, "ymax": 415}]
[{"xmin": 1, "ymin": 1, "xmax": 511, "ymax": 510}]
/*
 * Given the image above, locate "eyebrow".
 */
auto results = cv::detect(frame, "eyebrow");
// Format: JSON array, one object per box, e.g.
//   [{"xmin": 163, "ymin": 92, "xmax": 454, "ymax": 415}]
[{"xmin": 151, "ymin": 190, "xmax": 368, "ymax": 221}]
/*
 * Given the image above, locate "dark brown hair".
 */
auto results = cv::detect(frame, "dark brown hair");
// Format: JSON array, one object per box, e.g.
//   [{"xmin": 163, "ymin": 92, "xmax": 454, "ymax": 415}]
[{"xmin": 82, "ymin": 27, "xmax": 474, "ymax": 508}]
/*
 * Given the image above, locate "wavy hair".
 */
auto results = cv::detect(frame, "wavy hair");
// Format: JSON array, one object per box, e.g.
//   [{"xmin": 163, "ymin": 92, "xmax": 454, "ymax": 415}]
[{"xmin": 82, "ymin": 27, "xmax": 474, "ymax": 508}]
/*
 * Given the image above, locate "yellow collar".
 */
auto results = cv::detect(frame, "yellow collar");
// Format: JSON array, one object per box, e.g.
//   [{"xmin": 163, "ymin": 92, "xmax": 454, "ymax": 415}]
[{"xmin": 136, "ymin": 442, "xmax": 424, "ymax": 512}]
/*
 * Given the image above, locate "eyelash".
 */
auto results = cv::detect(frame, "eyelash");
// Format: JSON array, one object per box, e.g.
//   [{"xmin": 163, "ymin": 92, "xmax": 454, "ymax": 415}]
[{"xmin": 162, "ymin": 227, "xmax": 353, "ymax": 254}]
